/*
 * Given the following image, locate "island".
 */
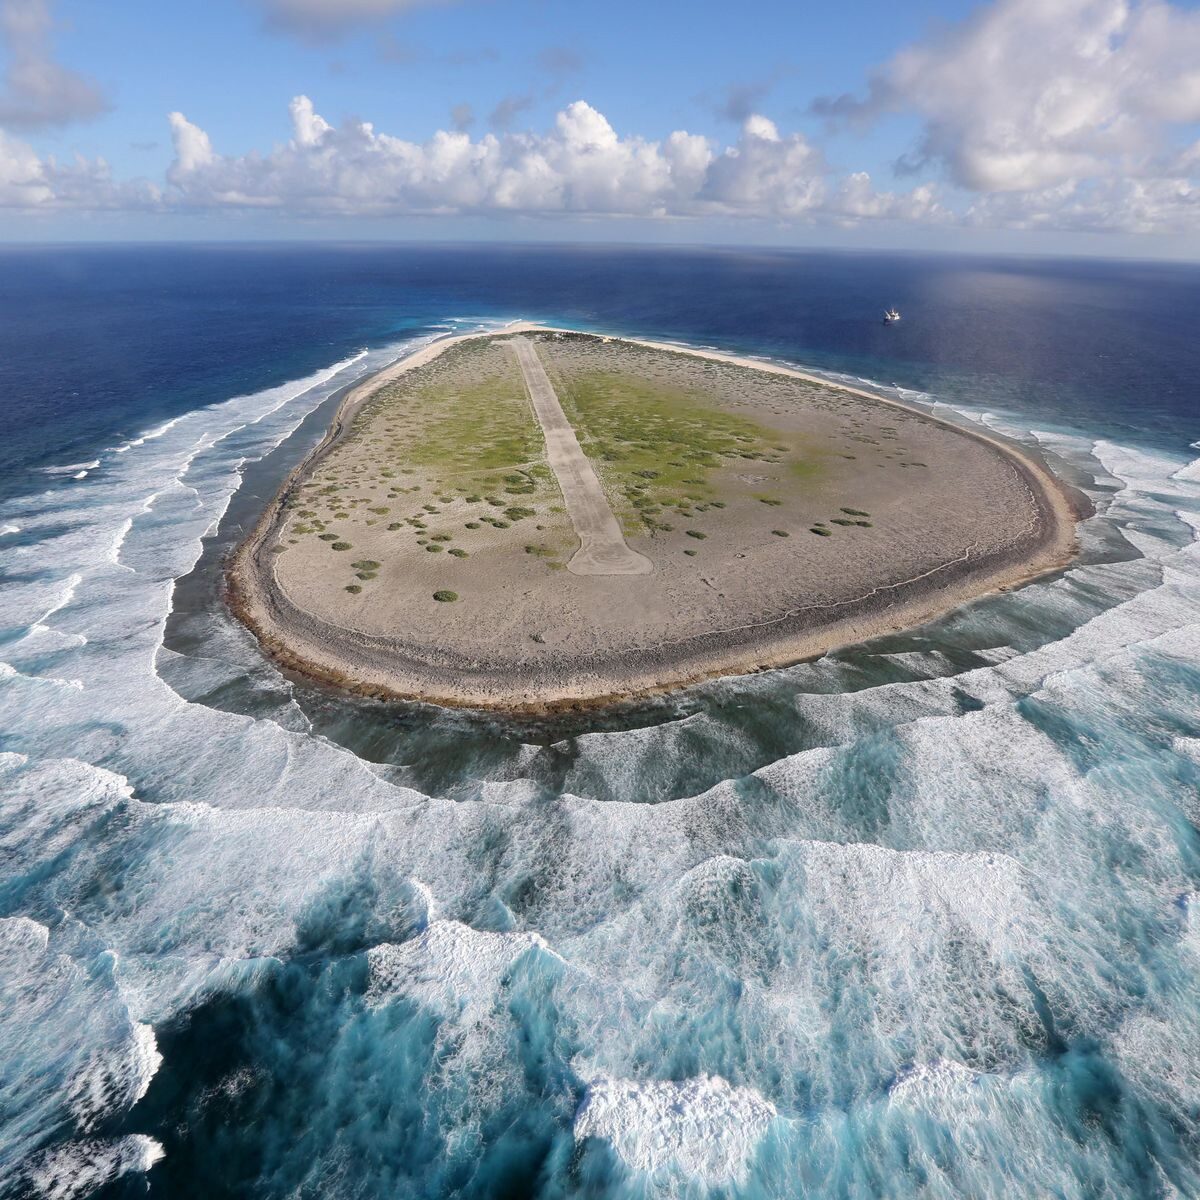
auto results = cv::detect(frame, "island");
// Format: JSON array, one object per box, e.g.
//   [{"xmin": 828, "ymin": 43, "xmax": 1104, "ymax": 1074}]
[{"xmin": 227, "ymin": 324, "xmax": 1083, "ymax": 711}]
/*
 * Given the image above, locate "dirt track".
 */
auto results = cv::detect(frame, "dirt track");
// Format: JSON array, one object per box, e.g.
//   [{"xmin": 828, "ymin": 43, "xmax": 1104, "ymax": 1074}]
[{"xmin": 509, "ymin": 336, "xmax": 652, "ymax": 576}]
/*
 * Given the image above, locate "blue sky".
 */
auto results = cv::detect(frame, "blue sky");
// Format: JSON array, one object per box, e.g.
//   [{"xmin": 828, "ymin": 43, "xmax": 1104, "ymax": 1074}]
[{"xmin": 4, "ymin": 0, "xmax": 1200, "ymax": 254}]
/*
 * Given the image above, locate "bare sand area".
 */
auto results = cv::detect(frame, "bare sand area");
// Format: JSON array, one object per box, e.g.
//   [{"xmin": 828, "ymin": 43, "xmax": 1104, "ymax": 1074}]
[{"xmin": 228, "ymin": 324, "xmax": 1086, "ymax": 711}]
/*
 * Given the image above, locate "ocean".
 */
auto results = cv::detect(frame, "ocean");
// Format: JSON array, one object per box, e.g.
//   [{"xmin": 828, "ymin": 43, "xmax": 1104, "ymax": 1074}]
[{"xmin": 0, "ymin": 243, "xmax": 1198, "ymax": 1199}]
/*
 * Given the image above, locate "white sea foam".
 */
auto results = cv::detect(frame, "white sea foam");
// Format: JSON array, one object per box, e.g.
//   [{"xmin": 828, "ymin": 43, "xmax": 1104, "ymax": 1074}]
[
  {"xmin": 66, "ymin": 1023, "xmax": 162, "ymax": 1131},
  {"xmin": 42, "ymin": 460, "xmax": 100, "ymax": 476},
  {"xmin": 889, "ymin": 1058, "xmax": 981, "ymax": 1104},
  {"xmin": 366, "ymin": 920, "xmax": 554, "ymax": 1016},
  {"xmin": 574, "ymin": 1074, "xmax": 776, "ymax": 1184},
  {"xmin": 0, "ymin": 754, "xmax": 132, "ymax": 866},
  {"xmin": 1174, "ymin": 737, "xmax": 1200, "ymax": 767},
  {"xmin": 0, "ymin": 907, "xmax": 163, "ymax": 1181},
  {"xmin": 25, "ymin": 1135, "xmax": 164, "ymax": 1199}
]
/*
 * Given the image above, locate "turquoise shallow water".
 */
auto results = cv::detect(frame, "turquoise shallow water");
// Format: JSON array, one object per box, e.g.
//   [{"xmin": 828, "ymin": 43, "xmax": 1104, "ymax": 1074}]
[{"xmin": 1, "ymin": 247, "xmax": 1199, "ymax": 1198}]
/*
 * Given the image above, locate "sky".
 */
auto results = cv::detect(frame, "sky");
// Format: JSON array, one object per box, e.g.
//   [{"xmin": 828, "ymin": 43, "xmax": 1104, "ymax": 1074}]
[{"xmin": 2, "ymin": 0, "xmax": 1200, "ymax": 256}]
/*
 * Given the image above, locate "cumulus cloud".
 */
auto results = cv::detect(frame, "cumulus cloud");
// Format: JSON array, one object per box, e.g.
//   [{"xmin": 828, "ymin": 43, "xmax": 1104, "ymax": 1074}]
[
  {"xmin": 966, "ymin": 176, "xmax": 1200, "ymax": 234},
  {"xmin": 0, "ymin": 126, "xmax": 48, "ymax": 203},
  {"xmin": 0, "ymin": 0, "xmax": 108, "ymax": 130},
  {"xmin": 0, "ymin": 126, "xmax": 157, "ymax": 210},
  {"xmin": 815, "ymin": 0, "xmax": 1200, "ymax": 197},
  {"xmin": 155, "ymin": 94, "xmax": 935, "ymax": 225}
]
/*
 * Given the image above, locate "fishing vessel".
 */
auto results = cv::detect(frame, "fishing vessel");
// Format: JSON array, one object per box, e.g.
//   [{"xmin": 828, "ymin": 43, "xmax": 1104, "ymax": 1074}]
[{"xmin": 884, "ymin": 308, "xmax": 901, "ymax": 323}]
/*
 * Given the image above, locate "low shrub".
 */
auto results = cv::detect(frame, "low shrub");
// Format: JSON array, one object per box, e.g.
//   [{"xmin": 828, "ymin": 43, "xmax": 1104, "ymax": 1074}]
[
  {"xmin": 331, "ymin": 542, "xmax": 352, "ymax": 551},
  {"xmin": 810, "ymin": 527, "xmax": 832, "ymax": 536},
  {"xmin": 345, "ymin": 584, "xmax": 362, "ymax": 593},
  {"xmin": 772, "ymin": 529, "xmax": 789, "ymax": 537},
  {"xmin": 433, "ymin": 590, "xmax": 458, "ymax": 602},
  {"xmin": 686, "ymin": 530, "xmax": 707, "ymax": 540},
  {"xmin": 351, "ymin": 560, "xmax": 380, "ymax": 571}
]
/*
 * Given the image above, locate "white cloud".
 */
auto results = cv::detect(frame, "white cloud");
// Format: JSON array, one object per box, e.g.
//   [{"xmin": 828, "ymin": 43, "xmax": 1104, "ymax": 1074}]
[
  {"xmin": 157, "ymin": 95, "xmax": 932, "ymax": 225},
  {"xmin": 165, "ymin": 112, "xmax": 214, "ymax": 177},
  {"xmin": 0, "ymin": 125, "xmax": 49, "ymax": 203},
  {"xmin": 0, "ymin": 0, "xmax": 108, "ymax": 130},
  {"xmin": 818, "ymin": 0, "xmax": 1200, "ymax": 194},
  {"xmin": 0, "ymin": 126, "xmax": 157, "ymax": 210},
  {"xmin": 966, "ymin": 175, "xmax": 1200, "ymax": 234}
]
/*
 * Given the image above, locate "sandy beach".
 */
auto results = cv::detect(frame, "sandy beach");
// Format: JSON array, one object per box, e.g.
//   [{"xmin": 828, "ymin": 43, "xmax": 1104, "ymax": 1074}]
[{"xmin": 227, "ymin": 324, "xmax": 1086, "ymax": 712}]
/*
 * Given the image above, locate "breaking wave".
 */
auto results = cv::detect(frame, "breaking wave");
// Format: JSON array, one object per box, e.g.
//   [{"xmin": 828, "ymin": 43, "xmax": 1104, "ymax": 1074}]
[{"xmin": 1, "ymin": 321, "xmax": 1198, "ymax": 1197}]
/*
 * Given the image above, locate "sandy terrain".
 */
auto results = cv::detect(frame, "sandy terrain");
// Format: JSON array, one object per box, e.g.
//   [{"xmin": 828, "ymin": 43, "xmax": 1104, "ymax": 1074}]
[{"xmin": 227, "ymin": 325, "xmax": 1085, "ymax": 711}]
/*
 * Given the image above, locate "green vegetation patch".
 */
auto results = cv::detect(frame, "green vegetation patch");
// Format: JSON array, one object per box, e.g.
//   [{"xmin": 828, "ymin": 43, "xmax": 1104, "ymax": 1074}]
[
  {"xmin": 433, "ymin": 590, "xmax": 458, "ymax": 603},
  {"xmin": 392, "ymin": 356, "xmax": 544, "ymax": 482},
  {"xmin": 552, "ymin": 365, "xmax": 801, "ymax": 533}
]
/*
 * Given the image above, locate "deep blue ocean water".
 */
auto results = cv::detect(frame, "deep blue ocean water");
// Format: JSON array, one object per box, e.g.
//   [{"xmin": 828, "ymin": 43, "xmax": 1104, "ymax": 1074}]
[{"xmin": 0, "ymin": 244, "xmax": 1198, "ymax": 1199}]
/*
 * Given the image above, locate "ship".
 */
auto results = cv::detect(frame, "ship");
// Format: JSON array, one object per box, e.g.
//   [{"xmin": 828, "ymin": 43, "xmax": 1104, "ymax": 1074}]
[{"xmin": 883, "ymin": 308, "xmax": 901, "ymax": 323}]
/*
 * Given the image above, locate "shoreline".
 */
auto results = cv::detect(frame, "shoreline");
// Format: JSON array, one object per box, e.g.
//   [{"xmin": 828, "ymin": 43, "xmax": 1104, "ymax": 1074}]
[{"xmin": 226, "ymin": 323, "xmax": 1087, "ymax": 714}]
